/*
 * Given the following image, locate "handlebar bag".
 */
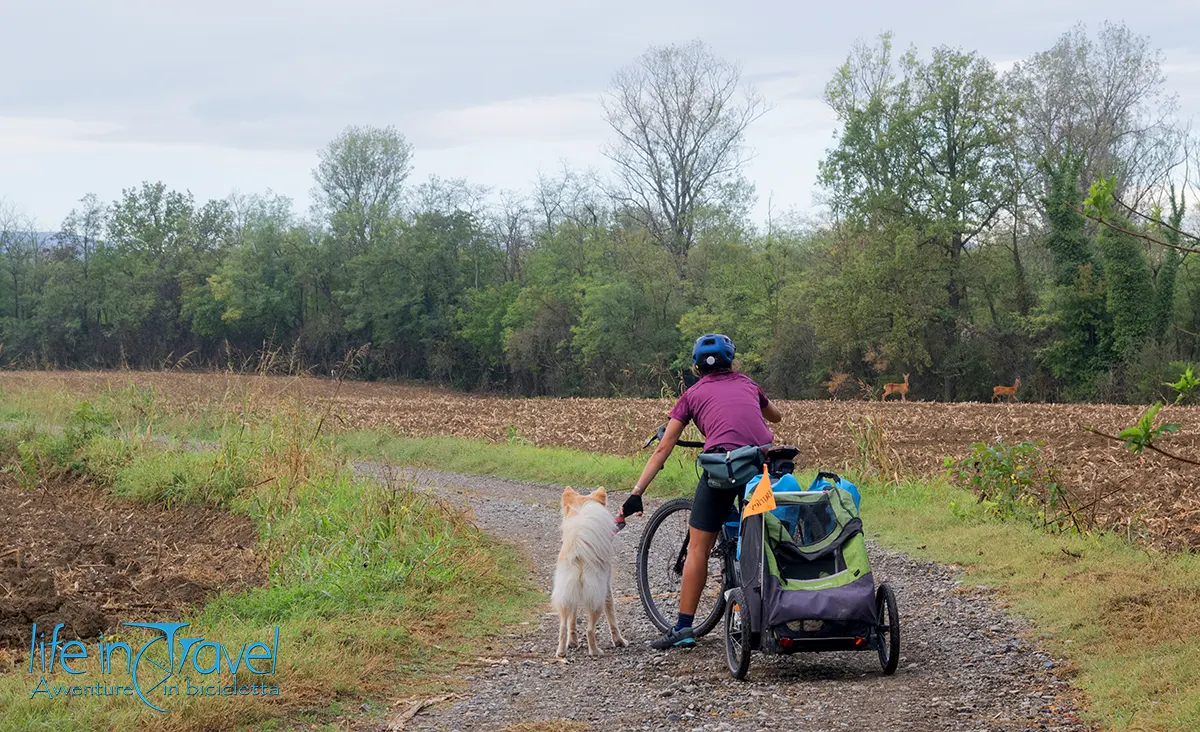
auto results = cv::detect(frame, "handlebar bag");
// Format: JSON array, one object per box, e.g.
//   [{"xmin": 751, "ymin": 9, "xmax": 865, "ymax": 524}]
[{"xmin": 697, "ymin": 444, "xmax": 766, "ymax": 490}]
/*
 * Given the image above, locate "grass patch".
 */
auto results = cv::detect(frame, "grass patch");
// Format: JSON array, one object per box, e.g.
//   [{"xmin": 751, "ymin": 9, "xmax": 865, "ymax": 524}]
[
  {"xmin": 340, "ymin": 430, "xmax": 706, "ymax": 497},
  {"xmin": 867, "ymin": 478, "xmax": 1200, "ymax": 731},
  {"xmin": 0, "ymin": 393, "xmax": 539, "ymax": 731},
  {"xmin": 357, "ymin": 431, "xmax": 1200, "ymax": 732}
]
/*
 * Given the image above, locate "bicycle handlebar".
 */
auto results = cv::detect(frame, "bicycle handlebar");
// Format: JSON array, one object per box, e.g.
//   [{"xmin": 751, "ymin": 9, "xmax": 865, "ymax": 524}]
[{"xmin": 642, "ymin": 424, "xmax": 705, "ymax": 450}]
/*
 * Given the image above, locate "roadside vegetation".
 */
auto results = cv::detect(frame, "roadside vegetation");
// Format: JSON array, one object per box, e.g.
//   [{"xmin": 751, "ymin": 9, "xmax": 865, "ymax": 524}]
[{"xmin": 0, "ymin": 384, "xmax": 537, "ymax": 731}]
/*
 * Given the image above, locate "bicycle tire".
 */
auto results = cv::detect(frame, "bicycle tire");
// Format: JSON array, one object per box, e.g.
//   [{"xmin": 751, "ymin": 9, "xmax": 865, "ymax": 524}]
[
  {"xmin": 876, "ymin": 583, "xmax": 900, "ymax": 675},
  {"xmin": 724, "ymin": 587, "xmax": 751, "ymax": 680},
  {"xmin": 635, "ymin": 497, "xmax": 726, "ymax": 636}
]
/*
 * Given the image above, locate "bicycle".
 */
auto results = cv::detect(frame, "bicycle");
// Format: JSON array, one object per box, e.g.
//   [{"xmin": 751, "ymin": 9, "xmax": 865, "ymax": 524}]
[
  {"xmin": 630, "ymin": 427, "xmax": 900, "ymax": 680},
  {"xmin": 630, "ymin": 427, "xmax": 800, "ymax": 638}
]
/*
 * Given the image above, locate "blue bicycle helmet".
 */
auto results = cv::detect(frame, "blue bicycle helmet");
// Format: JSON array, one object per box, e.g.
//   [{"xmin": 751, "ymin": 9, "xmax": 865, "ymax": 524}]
[{"xmin": 692, "ymin": 333, "xmax": 735, "ymax": 368}]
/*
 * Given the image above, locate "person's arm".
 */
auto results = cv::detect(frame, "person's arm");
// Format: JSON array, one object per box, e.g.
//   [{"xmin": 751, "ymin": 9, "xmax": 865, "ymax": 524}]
[
  {"xmin": 762, "ymin": 400, "xmax": 782, "ymax": 423},
  {"xmin": 756, "ymin": 380, "xmax": 782, "ymax": 423},
  {"xmin": 619, "ymin": 419, "xmax": 686, "ymax": 520},
  {"xmin": 633, "ymin": 418, "xmax": 685, "ymax": 498}
]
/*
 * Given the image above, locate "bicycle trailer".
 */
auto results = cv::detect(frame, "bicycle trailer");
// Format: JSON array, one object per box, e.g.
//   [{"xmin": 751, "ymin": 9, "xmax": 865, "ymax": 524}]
[{"xmin": 724, "ymin": 471, "xmax": 899, "ymax": 679}]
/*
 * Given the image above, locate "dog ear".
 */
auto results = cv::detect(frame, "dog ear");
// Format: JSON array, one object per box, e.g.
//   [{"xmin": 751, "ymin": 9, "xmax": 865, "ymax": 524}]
[
  {"xmin": 561, "ymin": 487, "xmax": 581, "ymax": 516},
  {"xmin": 588, "ymin": 487, "xmax": 607, "ymax": 505}
]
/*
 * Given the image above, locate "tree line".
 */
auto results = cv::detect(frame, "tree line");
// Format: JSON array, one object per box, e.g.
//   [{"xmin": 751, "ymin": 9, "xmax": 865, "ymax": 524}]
[{"xmin": 1, "ymin": 22, "xmax": 1197, "ymax": 402}]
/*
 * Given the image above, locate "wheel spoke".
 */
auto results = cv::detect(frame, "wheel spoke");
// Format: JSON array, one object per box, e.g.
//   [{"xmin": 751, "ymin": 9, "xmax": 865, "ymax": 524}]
[{"xmin": 638, "ymin": 499, "xmax": 727, "ymax": 636}]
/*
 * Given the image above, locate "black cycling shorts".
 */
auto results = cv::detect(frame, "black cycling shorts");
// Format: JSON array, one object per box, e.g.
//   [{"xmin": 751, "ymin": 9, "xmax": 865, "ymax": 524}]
[{"xmin": 688, "ymin": 475, "xmax": 739, "ymax": 532}]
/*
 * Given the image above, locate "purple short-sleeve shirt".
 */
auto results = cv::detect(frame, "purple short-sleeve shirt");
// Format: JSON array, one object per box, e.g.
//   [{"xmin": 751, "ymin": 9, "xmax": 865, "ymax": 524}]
[{"xmin": 668, "ymin": 371, "xmax": 774, "ymax": 452}]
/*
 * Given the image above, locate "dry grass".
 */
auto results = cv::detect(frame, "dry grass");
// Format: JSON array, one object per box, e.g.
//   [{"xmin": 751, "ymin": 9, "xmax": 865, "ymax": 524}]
[{"xmin": 4, "ymin": 370, "xmax": 1200, "ymax": 549}]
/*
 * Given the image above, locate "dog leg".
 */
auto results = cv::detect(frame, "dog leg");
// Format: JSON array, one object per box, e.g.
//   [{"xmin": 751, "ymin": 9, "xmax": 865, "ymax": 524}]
[
  {"xmin": 606, "ymin": 585, "xmax": 628, "ymax": 648},
  {"xmin": 567, "ymin": 608, "xmax": 578, "ymax": 648},
  {"xmin": 586, "ymin": 610, "xmax": 602, "ymax": 657},
  {"xmin": 556, "ymin": 607, "xmax": 569, "ymax": 658}
]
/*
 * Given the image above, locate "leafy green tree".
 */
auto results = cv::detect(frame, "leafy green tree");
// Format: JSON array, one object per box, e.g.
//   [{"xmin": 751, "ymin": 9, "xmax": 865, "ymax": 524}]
[
  {"xmin": 1094, "ymin": 214, "xmax": 1154, "ymax": 363},
  {"xmin": 313, "ymin": 125, "xmax": 414, "ymax": 253},
  {"xmin": 1149, "ymin": 189, "xmax": 1184, "ymax": 344},
  {"xmin": 1038, "ymin": 155, "xmax": 1093, "ymax": 285},
  {"xmin": 573, "ymin": 231, "xmax": 682, "ymax": 395},
  {"xmin": 822, "ymin": 35, "xmax": 1018, "ymax": 399},
  {"xmin": 199, "ymin": 193, "xmax": 306, "ymax": 349},
  {"xmin": 342, "ymin": 210, "xmax": 503, "ymax": 381}
]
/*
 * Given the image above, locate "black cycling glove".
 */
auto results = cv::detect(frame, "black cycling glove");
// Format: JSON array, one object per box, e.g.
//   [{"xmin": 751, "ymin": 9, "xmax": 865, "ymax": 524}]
[{"xmin": 621, "ymin": 493, "xmax": 644, "ymax": 518}]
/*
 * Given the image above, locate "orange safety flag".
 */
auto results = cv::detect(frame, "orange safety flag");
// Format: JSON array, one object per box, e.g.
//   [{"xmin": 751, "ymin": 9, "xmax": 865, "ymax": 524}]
[{"xmin": 742, "ymin": 463, "xmax": 776, "ymax": 517}]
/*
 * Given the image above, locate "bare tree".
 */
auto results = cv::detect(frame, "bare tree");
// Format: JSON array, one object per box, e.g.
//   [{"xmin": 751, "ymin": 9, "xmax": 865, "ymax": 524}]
[
  {"xmin": 534, "ymin": 167, "xmax": 569, "ymax": 238},
  {"xmin": 409, "ymin": 174, "xmax": 491, "ymax": 219},
  {"xmin": 0, "ymin": 200, "xmax": 38, "ymax": 321},
  {"xmin": 1010, "ymin": 21, "xmax": 1183, "ymax": 207},
  {"xmin": 226, "ymin": 189, "xmax": 295, "ymax": 248},
  {"xmin": 493, "ymin": 190, "xmax": 532, "ymax": 282},
  {"xmin": 532, "ymin": 164, "xmax": 606, "ymax": 279},
  {"xmin": 534, "ymin": 163, "xmax": 605, "ymax": 236},
  {"xmin": 602, "ymin": 40, "xmax": 768, "ymax": 268}
]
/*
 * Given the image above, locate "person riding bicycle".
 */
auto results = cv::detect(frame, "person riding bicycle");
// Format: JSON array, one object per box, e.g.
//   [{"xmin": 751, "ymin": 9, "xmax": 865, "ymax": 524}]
[{"xmin": 621, "ymin": 333, "xmax": 782, "ymax": 650}]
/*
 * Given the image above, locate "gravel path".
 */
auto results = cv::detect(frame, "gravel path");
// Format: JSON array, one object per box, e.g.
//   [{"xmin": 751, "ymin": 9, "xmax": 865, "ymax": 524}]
[{"xmin": 359, "ymin": 465, "xmax": 1093, "ymax": 732}]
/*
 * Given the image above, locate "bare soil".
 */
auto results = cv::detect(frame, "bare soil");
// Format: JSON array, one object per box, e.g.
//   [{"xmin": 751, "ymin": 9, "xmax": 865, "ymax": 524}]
[{"xmin": 0, "ymin": 474, "xmax": 263, "ymax": 667}]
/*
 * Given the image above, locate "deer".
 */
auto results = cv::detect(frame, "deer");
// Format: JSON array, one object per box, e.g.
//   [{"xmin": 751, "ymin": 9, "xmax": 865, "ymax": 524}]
[
  {"xmin": 881, "ymin": 373, "xmax": 909, "ymax": 402},
  {"xmin": 992, "ymin": 377, "xmax": 1021, "ymax": 402}
]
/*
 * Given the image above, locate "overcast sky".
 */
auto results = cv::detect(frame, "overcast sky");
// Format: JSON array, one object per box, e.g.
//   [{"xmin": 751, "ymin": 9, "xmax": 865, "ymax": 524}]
[{"xmin": 3, "ymin": 0, "xmax": 1200, "ymax": 230}]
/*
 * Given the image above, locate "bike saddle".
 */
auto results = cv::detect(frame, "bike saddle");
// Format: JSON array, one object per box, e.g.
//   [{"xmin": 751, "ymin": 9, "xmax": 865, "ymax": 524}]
[{"xmin": 766, "ymin": 445, "xmax": 800, "ymax": 476}]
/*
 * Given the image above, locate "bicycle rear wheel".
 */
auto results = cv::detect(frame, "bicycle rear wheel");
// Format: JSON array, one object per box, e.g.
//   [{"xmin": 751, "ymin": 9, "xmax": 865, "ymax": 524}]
[{"xmin": 635, "ymin": 497, "xmax": 726, "ymax": 636}]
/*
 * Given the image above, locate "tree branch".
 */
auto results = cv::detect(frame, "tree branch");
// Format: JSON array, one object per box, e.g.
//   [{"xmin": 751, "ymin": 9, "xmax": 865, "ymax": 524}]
[
  {"xmin": 1112, "ymin": 193, "xmax": 1200, "ymax": 243},
  {"xmin": 1068, "ymin": 203, "xmax": 1200, "ymax": 255},
  {"xmin": 1083, "ymin": 426, "xmax": 1200, "ymax": 467}
]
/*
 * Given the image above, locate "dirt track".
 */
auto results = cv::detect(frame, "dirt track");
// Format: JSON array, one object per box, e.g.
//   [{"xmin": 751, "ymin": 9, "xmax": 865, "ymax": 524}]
[{"xmin": 367, "ymin": 466, "xmax": 1093, "ymax": 732}]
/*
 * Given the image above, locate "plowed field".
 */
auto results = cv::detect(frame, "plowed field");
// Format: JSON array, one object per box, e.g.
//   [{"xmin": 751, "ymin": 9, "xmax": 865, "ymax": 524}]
[{"xmin": 3, "ymin": 370, "xmax": 1198, "ymax": 549}]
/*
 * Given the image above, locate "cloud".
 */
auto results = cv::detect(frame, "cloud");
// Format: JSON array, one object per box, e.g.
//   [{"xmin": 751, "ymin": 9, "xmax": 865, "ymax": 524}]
[
  {"xmin": 0, "ymin": 117, "xmax": 124, "ymax": 155},
  {"xmin": 3, "ymin": 0, "xmax": 1200, "ymax": 229},
  {"xmin": 412, "ymin": 94, "xmax": 608, "ymax": 150}
]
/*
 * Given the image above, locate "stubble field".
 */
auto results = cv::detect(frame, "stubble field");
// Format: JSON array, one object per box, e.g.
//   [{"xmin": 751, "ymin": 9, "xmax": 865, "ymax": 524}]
[{"xmin": 3, "ymin": 369, "xmax": 1198, "ymax": 550}]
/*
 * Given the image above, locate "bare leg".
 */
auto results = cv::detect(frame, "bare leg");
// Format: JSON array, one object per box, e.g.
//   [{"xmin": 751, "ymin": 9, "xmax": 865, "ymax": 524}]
[
  {"xmin": 606, "ymin": 584, "xmax": 628, "ymax": 647},
  {"xmin": 680, "ymin": 527, "xmax": 719, "ymax": 617},
  {"xmin": 556, "ymin": 608, "xmax": 569, "ymax": 657},
  {"xmin": 586, "ymin": 610, "xmax": 601, "ymax": 656}
]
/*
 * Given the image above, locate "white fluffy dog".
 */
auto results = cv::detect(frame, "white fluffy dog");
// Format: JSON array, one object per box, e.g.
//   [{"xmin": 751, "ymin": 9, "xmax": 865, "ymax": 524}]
[{"xmin": 551, "ymin": 487, "xmax": 628, "ymax": 657}]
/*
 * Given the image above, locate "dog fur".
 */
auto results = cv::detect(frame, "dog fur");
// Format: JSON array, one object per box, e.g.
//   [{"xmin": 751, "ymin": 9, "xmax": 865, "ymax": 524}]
[{"xmin": 550, "ymin": 486, "xmax": 628, "ymax": 657}]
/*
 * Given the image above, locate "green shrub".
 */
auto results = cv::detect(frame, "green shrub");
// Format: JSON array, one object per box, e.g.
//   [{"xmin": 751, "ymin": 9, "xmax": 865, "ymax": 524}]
[
  {"xmin": 946, "ymin": 440, "xmax": 1073, "ymax": 531},
  {"xmin": 13, "ymin": 432, "xmax": 74, "ymax": 487},
  {"xmin": 76, "ymin": 434, "xmax": 140, "ymax": 485},
  {"xmin": 112, "ymin": 449, "xmax": 251, "ymax": 506},
  {"xmin": 64, "ymin": 400, "xmax": 115, "ymax": 449}
]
